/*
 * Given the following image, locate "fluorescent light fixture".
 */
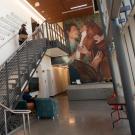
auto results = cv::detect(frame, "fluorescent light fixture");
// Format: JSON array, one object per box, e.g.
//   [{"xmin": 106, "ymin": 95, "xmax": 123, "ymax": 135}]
[
  {"xmin": 70, "ymin": 4, "xmax": 88, "ymax": 10},
  {"xmin": 62, "ymin": 6, "xmax": 93, "ymax": 14},
  {"xmin": 35, "ymin": 2, "xmax": 40, "ymax": 7}
]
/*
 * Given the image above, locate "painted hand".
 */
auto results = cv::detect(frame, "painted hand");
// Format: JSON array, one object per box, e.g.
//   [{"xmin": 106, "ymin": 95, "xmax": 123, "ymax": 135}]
[
  {"xmin": 90, "ymin": 51, "xmax": 103, "ymax": 71},
  {"xmin": 94, "ymin": 34, "xmax": 104, "ymax": 44},
  {"xmin": 78, "ymin": 46, "xmax": 92, "ymax": 57}
]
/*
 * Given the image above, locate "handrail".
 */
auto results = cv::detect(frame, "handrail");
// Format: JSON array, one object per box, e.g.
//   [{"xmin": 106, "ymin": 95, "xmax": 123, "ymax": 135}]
[
  {"xmin": 0, "ymin": 102, "xmax": 31, "ymax": 135},
  {"xmin": 0, "ymin": 102, "xmax": 31, "ymax": 114}
]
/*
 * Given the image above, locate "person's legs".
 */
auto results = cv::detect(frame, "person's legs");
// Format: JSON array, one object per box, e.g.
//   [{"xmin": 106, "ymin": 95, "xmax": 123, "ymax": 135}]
[
  {"xmin": 27, "ymin": 99, "xmax": 35, "ymax": 104},
  {"xmin": 27, "ymin": 102, "xmax": 35, "ymax": 111},
  {"xmin": 27, "ymin": 99, "xmax": 36, "ymax": 111}
]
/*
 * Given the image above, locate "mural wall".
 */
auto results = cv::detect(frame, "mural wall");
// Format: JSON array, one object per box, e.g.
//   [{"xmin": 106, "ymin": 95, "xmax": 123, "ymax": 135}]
[{"xmin": 63, "ymin": 14, "xmax": 111, "ymax": 83}]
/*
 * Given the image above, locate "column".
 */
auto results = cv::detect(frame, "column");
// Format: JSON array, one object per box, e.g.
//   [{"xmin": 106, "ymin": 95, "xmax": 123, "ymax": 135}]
[{"xmin": 112, "ymin": 19, "xmax": 135, "ymax": 135}]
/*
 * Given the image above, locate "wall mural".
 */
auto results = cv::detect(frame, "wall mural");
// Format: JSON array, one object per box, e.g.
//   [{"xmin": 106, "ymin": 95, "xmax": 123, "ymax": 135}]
[{"xmin": 63, "ymin": 14, "xmax": 111, "ymax": 83}]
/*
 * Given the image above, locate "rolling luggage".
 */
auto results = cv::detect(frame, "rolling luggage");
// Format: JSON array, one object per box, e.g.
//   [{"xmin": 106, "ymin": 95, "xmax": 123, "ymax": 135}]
[{"xmin": 35, "ymin": 98, "xmax": 58, "ymax": 119}]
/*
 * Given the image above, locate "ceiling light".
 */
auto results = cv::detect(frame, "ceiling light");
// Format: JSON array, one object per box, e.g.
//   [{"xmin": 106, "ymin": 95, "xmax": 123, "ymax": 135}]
[
  {"xmin": 35, "ymin": 2, "xmax": 40, "ymax": 7},
  {"xmin": 70, "ymin": 4, "xmax": 87, "ymax": 10},
  {"xmin": 41, "ymin": 10, "xmax": 45, "ymax": 13},
  {"xmin": 62, "ymin": 6, "xmax": 93, "ymax": 14}
]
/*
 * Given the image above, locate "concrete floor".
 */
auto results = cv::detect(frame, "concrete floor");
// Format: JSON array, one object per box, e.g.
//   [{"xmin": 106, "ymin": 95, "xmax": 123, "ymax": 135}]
[{"xmin": 13, "ymin": 95, "xmax": 131, "ymax": 135}]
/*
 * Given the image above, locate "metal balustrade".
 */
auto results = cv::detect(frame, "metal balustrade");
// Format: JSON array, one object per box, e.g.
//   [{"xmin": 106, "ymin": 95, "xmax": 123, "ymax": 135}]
[
  {"xmin": 0, "ymin": 20, "xmax": 67, "ymax": 135},
  {"xmin": 0, "ymin": 102, "xmax": 31, "ymax": 135}
]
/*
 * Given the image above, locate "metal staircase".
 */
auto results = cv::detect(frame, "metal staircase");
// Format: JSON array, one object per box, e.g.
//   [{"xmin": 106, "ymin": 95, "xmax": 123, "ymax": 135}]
[{"xmin": 0, "ymin": 21, "xmax": 67, "ymax": 135}]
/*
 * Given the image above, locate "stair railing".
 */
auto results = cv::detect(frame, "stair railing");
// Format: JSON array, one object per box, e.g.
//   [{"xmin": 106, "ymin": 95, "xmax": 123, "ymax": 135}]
[
  {"xmin": 0, "ymin": 102, "xmax": 31, "ymax": 135},
  {"xmin": 0, "ymin": 20, "xmax": 66, "ymax": 134}
]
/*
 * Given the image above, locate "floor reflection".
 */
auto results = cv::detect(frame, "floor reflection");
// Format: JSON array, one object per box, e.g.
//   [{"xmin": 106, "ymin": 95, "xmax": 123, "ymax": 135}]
[{"xmin": 13, "ymin": 94, "xmax": 130, "ymax": 135}]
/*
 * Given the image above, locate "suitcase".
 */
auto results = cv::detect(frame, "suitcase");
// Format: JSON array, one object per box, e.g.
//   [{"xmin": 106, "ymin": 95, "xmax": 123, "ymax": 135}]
[{"xmin": 35, "ymin": 98, "xmax": 58, "ymax": 119}]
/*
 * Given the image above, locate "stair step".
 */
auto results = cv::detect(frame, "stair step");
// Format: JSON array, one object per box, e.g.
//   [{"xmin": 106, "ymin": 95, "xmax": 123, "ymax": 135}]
[
  {"xmin": 7, "ymin": 66, "xmax": 26, "ymax": 70},
  {"xmin": 19, "ymin": 64, "xmax": 28, "ymax": 68},
  {"xmin": 19, "ymin": 53, "xmax": 41, "ymax": 58},
  {"xmin": 8, "ymin": 84, "xmax": 16, "ymax": 89},
  {"xmin": 0, "ymin": 88, "xmax": 18, "ymax": 96},
  {"xmin": 9, "ymin": 72, "xmax": 24, "ymax": 77},
  {"xmin": 8, "ymin": 77, "xmax": 18, "ymax": 81},
  {"xmin": 8, "ymin": 80, "xmax": 17, "ymax": 84},
  {"xmin": 9, "ymin": 75, "xmax": 18, "ymax": 79},
  {"xmin": 19, "ymin": 54, "xmax": 35, "ymax": 57},
  {"xmin": 0, "ymin": 93, "xmax": 7, "ymax": 96},
  {"xmin": 0, "ymin": 83, "xmax": 18, "ymax": 90},
  {"xmin": 11, "ymin": 71, "xmax": 26, "ymax": 75}
]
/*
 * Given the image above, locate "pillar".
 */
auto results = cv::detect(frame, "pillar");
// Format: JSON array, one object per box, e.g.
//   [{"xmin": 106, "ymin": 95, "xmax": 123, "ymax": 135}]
[{"xmin": 112, "ymin": 19, "xmax": 135, "ymax": 135}]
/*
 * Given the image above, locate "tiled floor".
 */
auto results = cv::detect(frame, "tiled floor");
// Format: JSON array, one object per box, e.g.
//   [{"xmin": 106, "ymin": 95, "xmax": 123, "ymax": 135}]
[{"xmin": 13, "ymin": 95, "xmax": 131, "ymax": 135}]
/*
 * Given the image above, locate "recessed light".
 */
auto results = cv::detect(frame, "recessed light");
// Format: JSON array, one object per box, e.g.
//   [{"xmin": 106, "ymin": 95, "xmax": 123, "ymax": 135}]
[
  {"xmin": 70, "ymin": 4, "xmax": 88, "ymax": 10},
  {"xmin": 35, "ymin": 2, "xmax": 40, "ymax": 7},
  {"xmin": 62, "ymin": 6, "xmax": 93, "ymax": 14}
]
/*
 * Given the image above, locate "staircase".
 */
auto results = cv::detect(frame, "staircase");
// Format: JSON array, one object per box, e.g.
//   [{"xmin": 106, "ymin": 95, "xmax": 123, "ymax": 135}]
[{"xmin": 0, "ymin": 21, "xmax": 68, "ymax": 135}]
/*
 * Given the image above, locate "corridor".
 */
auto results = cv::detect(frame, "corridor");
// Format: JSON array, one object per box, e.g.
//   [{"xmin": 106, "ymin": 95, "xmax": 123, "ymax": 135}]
[{"xmin": 13, "ymin": 95, "xmax": 130, "ymax": 135}]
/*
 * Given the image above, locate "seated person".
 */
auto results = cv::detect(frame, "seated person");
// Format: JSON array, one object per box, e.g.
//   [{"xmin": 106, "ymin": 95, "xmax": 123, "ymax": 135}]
[{"xmin": 22, "ymin": 86, "xmax": 37, "ymax": 111}]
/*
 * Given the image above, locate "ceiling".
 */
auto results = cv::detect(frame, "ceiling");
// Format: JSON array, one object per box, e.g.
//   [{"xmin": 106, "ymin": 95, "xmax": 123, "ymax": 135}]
[{"xmin": 26, "ymin": 0, "xmax": 96, "ymax": 23}]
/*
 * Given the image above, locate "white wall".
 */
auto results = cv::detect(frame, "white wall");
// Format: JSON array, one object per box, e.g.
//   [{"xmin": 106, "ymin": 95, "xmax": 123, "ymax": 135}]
[
  {"xmin": 52, "ymin": 66, "xmax": 69, "ymax": 95},
  {"xmin": 33, "ymin": 56, "xmax": 57, "ymax": 98},
  {"xmin": 33, "ymin": 55, "xmax": 69, "ymax": 98},
  {"xmin": 0, "ymin": 0, "xmax": 45, "ymax": 66}
]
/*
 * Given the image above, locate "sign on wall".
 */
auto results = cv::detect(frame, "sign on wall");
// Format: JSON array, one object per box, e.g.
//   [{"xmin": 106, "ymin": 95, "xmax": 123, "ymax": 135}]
[{"xmin": 0, "ymin": 11, "xmax": 27, "ymax": 47}]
